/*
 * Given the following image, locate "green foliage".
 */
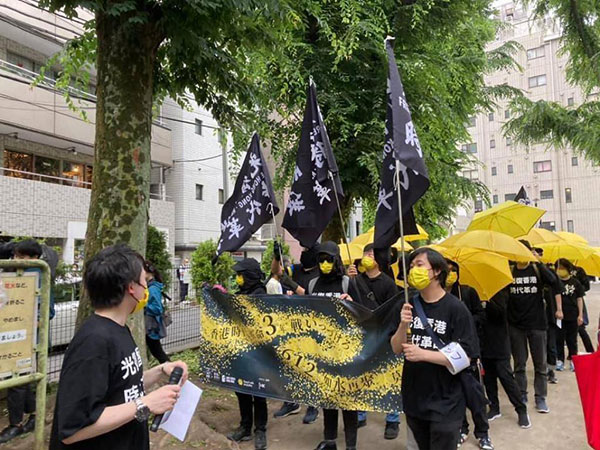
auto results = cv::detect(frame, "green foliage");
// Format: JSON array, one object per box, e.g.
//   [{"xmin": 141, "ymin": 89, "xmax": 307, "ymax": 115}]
[
  {"xmin": 146, "ymin": 225, "xmax": 172, "ymax": 290},
  {"xmin": 190, "ymin": 240, "xmax": 235, "ymax": 293},
  {"xmin": 260, "ymin": 240, "xmax": 291, "ymax": 275}
]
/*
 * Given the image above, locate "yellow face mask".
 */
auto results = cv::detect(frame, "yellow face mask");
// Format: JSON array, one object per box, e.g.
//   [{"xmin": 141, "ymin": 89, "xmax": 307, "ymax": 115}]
[
  {"xmin": 132, "ymin": 287, "xmax": 149, "ymax": 314},
  {"xmin": 358, "ymin": 264, "xmax": 366, "ymax": 273},
  {"xmin": 319, "ymin": 261, "xmax": 334, "ymax": 275},
  {"xmin": 361, "ymin": 256, "xmax": 376, "ymax": 271},
  {"xmin": 446, "ymin": 271, "xmax": 458, "ymax": 288},
  {"xmin": 407, "ymin": 267, "xmax": 432, "ymax": 290},
  {"xmin": 236, "ymin": 274, "xmax": 244, "ymax": 286},
  {"xmin": 557, "ymin": 268, "xmax": 570, "ymax": 279}
]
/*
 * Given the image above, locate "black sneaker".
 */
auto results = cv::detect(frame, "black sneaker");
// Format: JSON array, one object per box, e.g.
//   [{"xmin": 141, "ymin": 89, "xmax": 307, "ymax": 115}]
[
  {"xmin": 303, "ymin": 406, "xmax": 319, "ymax": 424},
  {"xmin": 357, "ymin": 418, "xmax": 367, "ymax": 428},
  {"xmin": 227, "ymin": 426, "xmax": 252, "ymax": 442},
  {"xmin": 255, "ymin": 430, "xmax": 267, "ymax": 450},
  {"xmin": 535, "ymin": 397, "xmax": 550, "ymax": 414},
  {"xmin": 487, "ymin": 409, "xmax": 501, "ymax": 421},
  {"xmin": 0, "ymin": 425, "xmax": 24, "ymax": 444},
  {"xmin": 548, "ymin": 370, "xmax": 558, "ymax": 384},
  {"xmin": 518, "ymin": 412, "xmax": 532, "ymax": 429},
  {"xmin": 384, "ymin": 421, "xmax": 399, "ymax": 440},
  {"xmin": 274, "ymin": 402, "xmax": 301, "ymax": 418},
  {"xmin": 479, "ymin": 436, "xmax": 494, "ymax": 450},
  {"xmin": 22, "ymin": 415, "xmax": 35, "ymax": 434},
  {"xmin": 314, "ymin": 441, "xmax": 337, "ymax": 450}
]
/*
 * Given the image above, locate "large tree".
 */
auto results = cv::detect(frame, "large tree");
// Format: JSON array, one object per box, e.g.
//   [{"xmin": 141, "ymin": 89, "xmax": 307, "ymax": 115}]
[
  {"xmin": 232, "ymin": 0, "xmax": 519, "ymax": 240},
  {"xmin": 504, "ymin": 1, "xmax": 600, "ymax": 163}
]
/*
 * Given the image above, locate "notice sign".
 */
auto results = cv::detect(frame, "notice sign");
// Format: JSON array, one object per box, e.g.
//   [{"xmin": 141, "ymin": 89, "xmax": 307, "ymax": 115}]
[{"xmin": 0, "ymin": 272, "xmax": 39, "ymax": 378}]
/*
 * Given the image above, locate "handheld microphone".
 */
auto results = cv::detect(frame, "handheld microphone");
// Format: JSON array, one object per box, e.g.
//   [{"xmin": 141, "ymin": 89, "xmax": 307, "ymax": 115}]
[{"xmin": 150, "ymin": 366, "xmax": 183, "ymax": 432}]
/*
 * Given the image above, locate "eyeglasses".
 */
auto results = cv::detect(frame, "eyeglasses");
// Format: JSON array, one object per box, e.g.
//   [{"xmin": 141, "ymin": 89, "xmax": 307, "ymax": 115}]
[{"xmin": 318, "ymin": 255, "xmax": 334, "ymax": 263}]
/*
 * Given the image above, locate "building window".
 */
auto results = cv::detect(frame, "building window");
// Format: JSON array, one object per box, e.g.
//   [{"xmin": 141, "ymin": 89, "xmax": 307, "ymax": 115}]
[
  {"xmin": 540, "ymin": 189, "xmax": 553, "ymax": 199},
  {"xmin": 493, "ymin": 194, "xmax": 499, "ymax": 204},
  {"xmin": 533, "ymin": 160, "xmax": 552, "ymax": 173},
  {"xmin": 565, "ymin": 188, "xmax": 572, "ymax": 203},
  {"xmin": 355, "ymin": 221, "xmax": 361, "ymax": 237},
  {"xmin": 461, "ymin": 143, "xmax": 477, "ymax": 153},
  {"xmin": 3, "ymin": 150, "xmax": 33, "ymax": 179},
  {"xmin": 567, "ymin": 220, "xmax": 574, "ymax": 233},
  {"xmin": 572, "ymin": 156, "xmax": 578, "ymax": 166},
  {"xmin": 505, "ymin": 193, "xmax": 516, "ymax": 201},
  {"xmin": 85, "ymin": 165, "xmax": 93, "ymax": 183},
  {"xmin": 506, "ymin": 137, "xmax": 512, "ymax": 146},
  {"xmin": 195, "ymin": 184, "xmax": 204, "ymax": 200},
  {"xmin": 35, "ymin": 155, "xmax": 61, "ymax": 183},
  {"xmin": 463, "ymin": 170, "xmax": 479, "ymax": 180},
  {"xmin": 218, "ymin": 188, "xmax": 225, "ymax": 204},
  {"xmin": 468, "ymin": 116, "xmax": 476, "ymax": 127},
  {"xmin": 528, "ymin": 74, "xmax": 547, "ymax": 88},
  {"xmin": 490, "ymin": 139, "xmax": 496, "ymax": 149},
  {"xmin": 488, "ymin": 112, "xmax": 494, "ymax": 121},
  {"xmin": 195, "ymin": 119, "xmax": 203, "ymax": 135},
  {"xmin": 526, "ymin": 46, "xmax": 545, "ymax": 60},
  {"xmin": 474, "ymin": 199, "xmax": 483, "ymax": 212},
  {"xmin": 491, "ymin": 167, "xmax": 497, "ymax": 176},
  {"xmin": 62, "ymin": 162, "xmax": 85, "ymax": 187},
  {"xmin": 567, "ymin": 97, "xmax": 574, "ymax": 106},
  {"xmin": 507, "ymin": 164, "xmax": 514, "ymax": 174},
  {"xmin": 505, "ymin": 109, "xmax": 510, "ymax": 119},
  {"xmin": 541, "ymin": 221, "xmax": 556, "ymax": 231}
]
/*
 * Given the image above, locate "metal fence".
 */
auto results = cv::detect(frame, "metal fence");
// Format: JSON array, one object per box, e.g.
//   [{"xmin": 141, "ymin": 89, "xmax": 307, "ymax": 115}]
[{"xmin": 47, "ymin": 269, "xmax": 202, "ymax": 382}]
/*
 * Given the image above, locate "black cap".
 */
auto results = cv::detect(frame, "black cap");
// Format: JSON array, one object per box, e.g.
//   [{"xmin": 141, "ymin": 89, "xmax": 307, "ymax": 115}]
[
  {"xmin": 233, "ymin": 258, "xmax": 262, "ymax": 274},
  {"xmin": 317, "ymin": 241, "xmax": 339, "ymax": 257}
]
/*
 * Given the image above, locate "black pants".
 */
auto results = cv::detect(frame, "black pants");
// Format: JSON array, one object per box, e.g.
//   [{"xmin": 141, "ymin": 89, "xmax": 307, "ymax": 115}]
[
  {"xmin": 7, "ymin": 384, "xmax": 36, "ymax": 426},
  {"xmin": 482, "ymin": 358, "xmax": 526, "ymax": 415},
  {"xmin": 460, "ymin": 365, "xmax": 489, "ymax": 439},
  {"xmin": 236, "ymin": 392, "xmax": 267, "ymax": 432},
  {"xmin": 546, "ymin": 324, "xmax": 558, "ymax": 367},
  {"xmin": 579, "ymin": 325, "xmax": 595, "ymax": 353},
  {"xmin": 509, "ymin": 326, "xmax": 547, "ymax": 399},
  {"xmin": 179, "ymin": 281, "xmax": 189, "ymax": 301},
  {"xmin": 406, "ymin": 415, "xmax": 462, "ymax": 450},
  {"xmin": 323, "ymin": 409, "xmax": 357, "ymax": 447},
  {"xmin": 146, "ymin": 336, "xmax": 170, "ymax": 364},
  {"xmin": 557, "ymin": 320, "xmax": 578, "ymax": 362}
]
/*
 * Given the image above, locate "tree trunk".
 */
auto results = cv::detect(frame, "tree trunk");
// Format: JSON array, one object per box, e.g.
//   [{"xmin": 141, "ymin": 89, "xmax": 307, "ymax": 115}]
[{"xmin": 76, "ymin": 10, "xmax": 161, "ymax": 354}]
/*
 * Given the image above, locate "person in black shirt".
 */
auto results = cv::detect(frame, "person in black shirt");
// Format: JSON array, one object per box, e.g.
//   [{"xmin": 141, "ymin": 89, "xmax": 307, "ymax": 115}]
[
  {"xmin": 228, "ymin": 258, "xmax": 269, "ymax": 450},
  {"xmin": 348, "ymin": 244, "xmax": 401, "ymax": 440},
  {"xmin": 49, "ymin": 245, "xmax": 188, "ymax": 450},
  {"xmin": 507, "ymin": 240, "xmax": 562, "ymax": 414},
  {"xmin": 541, "ymin": 261, "xmax": 561, "ymax": 384},
  {"xmin": 310, "ymin": 241, "xmax": 360, "ymax": 450},
  {"xmin": 480, "ymin": 288, "xmax": 530, "ymax": 428},
  {"xmin": 391, "ymin": 248, "xmax": 478, "ymax": 450},
  {"xmin": 555, "ymin": 259, "xmax": 585, "ymax": 372},
  {"xmin": 573, "ymin": 266, "xmax": 595, "ymax": 353},
  {"xmin": 445, "ymin": 260, "xmax": 492, "ymax": 449}
]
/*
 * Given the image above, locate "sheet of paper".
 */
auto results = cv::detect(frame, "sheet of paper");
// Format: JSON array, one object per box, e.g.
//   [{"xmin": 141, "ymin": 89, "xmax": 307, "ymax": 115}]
[
  {"xmin": 556, "ymin": 319, "xmax": 562, "ymax": 329},
  {"xmin": 159, "ymin": 381, "xmax": 203, "ymax": 441}
]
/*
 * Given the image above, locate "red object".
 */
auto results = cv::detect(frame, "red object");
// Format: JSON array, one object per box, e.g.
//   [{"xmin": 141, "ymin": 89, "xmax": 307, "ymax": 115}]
[{"xmin": 573, "ymin": 352, "xmax": 600, "ymax": 449}]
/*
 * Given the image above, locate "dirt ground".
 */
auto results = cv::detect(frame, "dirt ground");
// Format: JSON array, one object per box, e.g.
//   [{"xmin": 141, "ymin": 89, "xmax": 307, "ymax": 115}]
[{"xmin": 2, "ymin": 286, "xmax": 598, "ymax": 450}]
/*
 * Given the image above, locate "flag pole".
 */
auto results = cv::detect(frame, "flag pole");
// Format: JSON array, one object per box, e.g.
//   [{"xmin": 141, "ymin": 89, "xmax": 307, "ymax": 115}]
[
  {"xmin": 395, "ymin": 160, "xmax": 409, "ymax": 306},
  {"xmin": 329, "ymin": 171, "xmax": 353, "ymax": 265},
  {"xmin": 268, "ymin": 203, "xmax": 285, "ymax": 264}
]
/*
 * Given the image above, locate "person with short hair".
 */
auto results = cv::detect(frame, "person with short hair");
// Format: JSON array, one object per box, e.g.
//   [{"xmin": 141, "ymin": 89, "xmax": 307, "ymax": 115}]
[
  {"xmin": 49, "ymin": 244, "xmax": 188, "ymax": 450},
  {"xmin": 390, "ymin": 248, "xmax": 479, "ymax": 450},
  {"xmin": 143, "ymin": 261, "xmax": 170, "ymax": 364}
]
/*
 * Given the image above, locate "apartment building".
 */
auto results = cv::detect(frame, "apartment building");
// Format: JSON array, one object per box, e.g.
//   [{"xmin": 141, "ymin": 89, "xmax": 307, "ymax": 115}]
[{"xmin": 454, "ymin": 1, "xmax": 600, "ymax": 246}]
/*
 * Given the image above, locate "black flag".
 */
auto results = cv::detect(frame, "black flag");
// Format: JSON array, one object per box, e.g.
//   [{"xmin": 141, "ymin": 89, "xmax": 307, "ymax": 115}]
[
  {"xmin": 514, "ymin": 186, "xmax": 531, "ymax": 205},
  {"xmin": 374, "ymin": 38, "xmax": 430, "ymax": 266},
  {"xmin": 282, "ymin": 81, "xmax": 344, "ymax": 248},
  {"xmin": 215, "ymin": 133, "xmax": 279, "ymax": 259}
]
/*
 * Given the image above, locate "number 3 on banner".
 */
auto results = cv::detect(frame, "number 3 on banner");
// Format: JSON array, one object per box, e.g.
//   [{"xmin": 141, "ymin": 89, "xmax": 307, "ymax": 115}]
[{"xmin": 262, "ymin": 315, "xmax": 276, "ymax": 336}]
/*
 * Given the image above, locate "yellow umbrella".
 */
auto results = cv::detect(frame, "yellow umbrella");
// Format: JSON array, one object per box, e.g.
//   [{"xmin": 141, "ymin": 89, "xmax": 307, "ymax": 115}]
[
  {"xmin": 555, "ymin": 231, "xmax": 589, "ymax": 245},
  {"xmin": 467, "ymin": 201, "xmax": 546, "ymax": 238},
  {"xmin": 428, "ymin": 245, "xmax": 513, "ymax": 300},
  {"xmin": 537, "ymin": 241, "xmax": 595, "ymax": 263},
  {"xmin": 338, "ymin": 243, "xmax": 364, "ymax": 265},
  {"xmin": 405, "ymin": 224, "xmax": 429, "ymax": 242},
  {"xmin": 574, "ymin": 252, "xmax": 600, "ymax": 277},
  {"xmin": 519, "ymin": 228, "xmax": 563, "ymax": 245},
  {"xmin": 350, "ymin": 227, "xmax": 415, "ymax": 250},
  {"xmin": 391, "ymin": 239, "xmax": 414, "ymax": 252},
  {"xmin": 441, "ymin": 230, "xmax": 536, "ymax": 263}
]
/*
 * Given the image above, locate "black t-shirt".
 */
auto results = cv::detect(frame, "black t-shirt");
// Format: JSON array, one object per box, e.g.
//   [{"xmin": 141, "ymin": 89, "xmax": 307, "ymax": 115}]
[
  {"xmin": 507, "ymin": 264, "xmax": 559, "ymax": 330},
  {"xmin": 310, "ymin": 274, "xmax": 362, "ymax": 305},
  {"xmin": 481, "ymin": 288, "xmax": 511, "ymax": 360},
  {"xmin": 402, "ymin": 293, "xmax": 478, "ymax": 422},
  {"xmin": 50, "ymin": 315, "xmax": 148, "ymax": 450},
  {"xmin": 560, "ymin": 276, "xmax": 585, "ymax": 321},
  {"xmin": 357, "ymin": 272, "xmax": 398, "ymax": 308},
  {"xmin": 292, "ymin": 265, "xmax": 319, "ymax": 290}
]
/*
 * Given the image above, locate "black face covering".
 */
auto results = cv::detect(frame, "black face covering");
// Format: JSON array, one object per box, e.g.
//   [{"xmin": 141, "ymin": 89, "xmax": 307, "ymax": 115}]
[{"xmin": 300, "ymin": 247, "xmax": 318, "ymax": 269}]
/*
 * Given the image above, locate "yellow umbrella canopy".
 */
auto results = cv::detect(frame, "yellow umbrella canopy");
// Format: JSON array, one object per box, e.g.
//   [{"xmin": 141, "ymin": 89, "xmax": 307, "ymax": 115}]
[
  {"xmin": 467, "ymin": 201, "xmax": 546, "ymax": 238},
  {"xmin": 441, "ymin": 230, "xmax": 536, "ymax": 263},
  {"xmin": 574, "ymin": 252, "xmax": 600, "ymax": 277},
  {"xmin": 405, "ymin": 224, "xmax": 429, "ymax": 242},
  {"xmin": 350, "ymin": 227, "xmax": 415, "ymax": 250},
  {"xmin": 391, "ymin": 239, "xmax": 414, "ymax": 252},
  {"xmin": 428, "ymin": 245, "xmax": 513, "ymax": 300},
  {"xmin": 537, "ymin": 241, "xmax": 595, "ymax": 263},
  {"xmin": 338, "ymin": 243, "xmax": 364, "ymax": 265},
  {"xmin": 555, "ymin": 231, "xmax": 589, "ymax": 245},
  {"xmin": 520, "ymin": 228, "xmax": 563, "ymax": 245}
]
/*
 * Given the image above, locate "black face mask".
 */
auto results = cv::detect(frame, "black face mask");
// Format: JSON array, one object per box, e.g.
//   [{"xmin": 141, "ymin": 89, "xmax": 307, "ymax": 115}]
[{"xmin": 300, "ymin": 249, "xmax": 318, "ymax": 269}]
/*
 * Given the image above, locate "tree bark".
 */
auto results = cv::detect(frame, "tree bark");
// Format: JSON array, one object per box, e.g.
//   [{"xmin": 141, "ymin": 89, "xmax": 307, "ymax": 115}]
[{"xmin": 76, "ymin": 9, "xmax": 161, "ymax": 354}]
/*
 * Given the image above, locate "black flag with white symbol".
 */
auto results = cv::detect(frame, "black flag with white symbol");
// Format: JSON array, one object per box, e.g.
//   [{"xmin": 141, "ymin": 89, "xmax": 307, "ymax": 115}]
[
  {"xmin": 374, "ymin": 38, "xmax": 430, "ymax": 265},
  {"xmin": 282, "ymin": 81, "xmax": 344, "ymax": 248},
  {"xmin": 215, "ymin": 133, "xmax": 279, "ymax": 259},
  {"xmin": 514, "ymin": 186, "xmax": 531, "ymax": 205}
]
